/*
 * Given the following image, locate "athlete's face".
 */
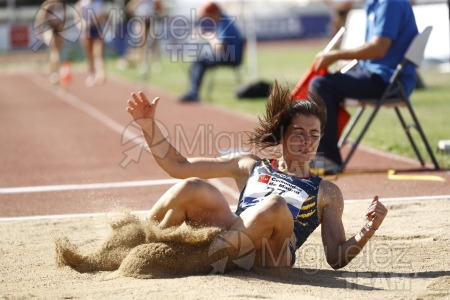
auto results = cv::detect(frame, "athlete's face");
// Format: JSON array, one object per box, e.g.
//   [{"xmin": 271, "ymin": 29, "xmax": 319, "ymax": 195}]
[{"xmin": 282, "ymin": 114, "xmax": 321, "ymax": 162}]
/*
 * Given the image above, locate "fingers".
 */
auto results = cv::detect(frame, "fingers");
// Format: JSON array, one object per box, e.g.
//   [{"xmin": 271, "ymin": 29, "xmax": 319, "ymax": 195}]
[
  {"xmin": 129, "ymin": 91, "xmax": 147, "ymax": 105},
  {"xmin": 126, "ymin": 93, "xmax": 161, "ymax": 120},
  {"xmin": 365, "ymin": 203, "xmax": 384, "ymax": 217},
  {"xmin": 365, "ymin": 197, "xmax": 387, "ymax": 221},
  {"xmin": 131, "ymin": 92, "xmax": 142, "ymax": 104},
  {"xmin": 126, "ymin": 92, "xmax": 146, "ymax": 112},
  {"xmin": 127, "ymin": 99, "xmax": 137, "ymax": 108},
  {"xmin": 366, "ymin": 208, "xmax": 385, "ymax": 221},
  {"xmin": 138, "ymin": 91, "xmax": 149, "ymax": 103},
  {"xmin": 313, "ymin": 60, "xmax": 320, "ymax": 72},
  {"xmin": 151, "ymin": 97, "xmax": 160, "ymax": 105},
  {"xmin": 129, "ymin": 92, "xmax": 159, "ymax": 106},
  {"xmin": 126, "ymin": 93, "xmax": 138, "ymax": 112},
  {"xmin": 126, "ymin": 91, "xmax": 160, "ymax": 112},
  {"xmin": 367, "ymin": 195, "xmax": 380, "ymax": 210},
  {"xmin": 315, "ymin": 60, "xmax": 325, "ymax": 72},
  {"xmin": 137, "ymin": 91, "xmax": 158, "ymax": 105},
  {"xmin": 366, "ymin": 197, "xmax": 378, "ymax": 216},
  {"xmin": 364, "ymin": 196, "xmax": 388, "ymax": 229},
  {"xmin": 126, "ymin": 98, "xmax": 137, "ymax": 116}
]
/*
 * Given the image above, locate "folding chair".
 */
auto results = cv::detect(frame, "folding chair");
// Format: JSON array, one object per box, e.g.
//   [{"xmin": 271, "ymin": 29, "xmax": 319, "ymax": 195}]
[{"xmin": 338, "ymin": 26, "xmax": 440, "ymax": 170}]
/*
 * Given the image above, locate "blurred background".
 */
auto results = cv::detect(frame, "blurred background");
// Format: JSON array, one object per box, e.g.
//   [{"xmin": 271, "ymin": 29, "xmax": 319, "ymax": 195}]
[{"xmin": 1, "ymin": 0, "xmax": 448, "ymax": 63}]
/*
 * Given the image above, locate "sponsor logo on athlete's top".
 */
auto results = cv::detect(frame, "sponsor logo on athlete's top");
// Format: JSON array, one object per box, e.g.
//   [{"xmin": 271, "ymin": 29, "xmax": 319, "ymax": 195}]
[{"xmin": 258, "ymin": 174, "xmax": 271, "ymax": 184}]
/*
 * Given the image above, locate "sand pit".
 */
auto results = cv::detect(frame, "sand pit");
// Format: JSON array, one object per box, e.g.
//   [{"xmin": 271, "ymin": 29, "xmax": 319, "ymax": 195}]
[
  {"xmin": 55, "ymin": 214, "xmax": 230, "ymax": 278},
  {"xmin": 1, "ymin": 199, "xmax": 449, "ymax": 299}
]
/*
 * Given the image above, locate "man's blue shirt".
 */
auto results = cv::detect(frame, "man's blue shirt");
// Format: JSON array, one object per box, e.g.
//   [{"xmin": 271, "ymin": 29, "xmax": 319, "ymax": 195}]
[
  {"xmin": 217, "ymin": 14, "xmax": 243, "ymax": 64},
  {"xmin": 361, "ymin": 0, "xmax": 419, "ymax": 96}
]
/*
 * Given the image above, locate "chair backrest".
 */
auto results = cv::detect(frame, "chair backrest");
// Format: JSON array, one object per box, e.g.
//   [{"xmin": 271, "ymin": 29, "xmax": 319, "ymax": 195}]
[
  {"xmin": 324, "ymin": 26, "xmax": 346, "ymax": 53},
  {"xmin": 237, "ymin": 38, "xmax": 247, "ymax": 66},
  {"xmin": 404, "ymin": 26, "xmax": 433, "ymax": 67}
]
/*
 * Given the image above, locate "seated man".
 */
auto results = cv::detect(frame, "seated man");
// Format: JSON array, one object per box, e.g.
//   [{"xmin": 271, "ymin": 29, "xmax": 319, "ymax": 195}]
[
  {"xmin": 308, "ymin": 0, "xmax": 418, "ymax": 174},
  {"xmin": 179, "ymin": 2, "xmax": 243, "ymax": 102}
]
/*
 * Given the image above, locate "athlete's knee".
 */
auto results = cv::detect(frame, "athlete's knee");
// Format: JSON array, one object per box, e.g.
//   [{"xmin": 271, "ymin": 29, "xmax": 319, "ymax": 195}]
[
  {"xmin": 172, "ymin": 177, "xmax": 219, "ymax": 204},
  {"xmin": 175, "ymin": 177, "xmax": 209, "ymax": 193},
  {"xmin": 260, "ymin": 194, "xmax": 290, "ymax": 218},
  {"xmin": 309, "ymin": 75, "xmax": 335, "ymax": 97},
  {"xmin": 264, "ymin": 194, "xmax": 287, "ymax": 206},
  {"xmin": 160, "ymin": 177, "xmax": 204, "ymax": 204},
  {"xmin": 153, "ymin": 178, "xmax": 208, "ymax": 215},
  {"xmin": 309, "ymin": 75, "xmax": 326, "ymax": 91}
]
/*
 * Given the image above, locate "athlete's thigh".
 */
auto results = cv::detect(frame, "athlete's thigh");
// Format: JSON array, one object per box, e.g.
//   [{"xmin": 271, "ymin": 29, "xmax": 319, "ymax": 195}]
[
  {"xmin": 184, "ymin": 179, "xmax": 237, "ymax": 228},
  {"xmin": 232, "ymin": 198, "xmax": 294, "ymax": 267}
]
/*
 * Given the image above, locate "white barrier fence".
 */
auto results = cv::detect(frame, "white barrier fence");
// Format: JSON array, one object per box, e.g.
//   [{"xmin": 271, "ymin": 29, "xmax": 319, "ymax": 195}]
[{"xmin": 1, "ymin": 2, "xmax": 448, "ymax": 65}]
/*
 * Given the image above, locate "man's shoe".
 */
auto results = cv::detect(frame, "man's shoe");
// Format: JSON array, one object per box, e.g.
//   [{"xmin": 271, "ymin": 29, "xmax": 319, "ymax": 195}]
[
  {"xmin": 178, "ymin": 94, "xmax": 200, "ymax": 103},
  {"xmin": 311, "ymin": 155, "xmax": 344, "ymax": 176},
  {"xmin": 323, "ymin": 165, "xmax": 344, "ymax": 175}
]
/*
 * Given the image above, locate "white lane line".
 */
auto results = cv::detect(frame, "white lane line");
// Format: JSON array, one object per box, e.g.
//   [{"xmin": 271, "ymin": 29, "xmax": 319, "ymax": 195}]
[
  {"xmin": 1, "ymin": 195, "xmax": 449, "ymax": 222},
  {"xmin": 27, "ymin": 74, "xmax": 241, "ymax": 200},
  {"xmin": 345, "ymin": 194, "xmax": 450, "ymax": 204},
  {"xmin": 0, "ymin": 206, "xmax": 241, "ymax": 223},
  {"xmin": 0, "ymin": 179, "xmax": 181, "ymax": 195},
  {"xmin": 0, "ymin": 211, "xmax": 137, "ymax": 222}
]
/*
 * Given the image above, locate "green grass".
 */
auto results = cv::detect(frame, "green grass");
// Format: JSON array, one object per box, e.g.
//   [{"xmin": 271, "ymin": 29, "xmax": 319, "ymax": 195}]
[
  {"xmin": 108, "ymin": 41, "xmax": 450, "ymax": 169},
  {"xmin": 358, "ymin": 77, "xmax": 450, "ymax": 169}
]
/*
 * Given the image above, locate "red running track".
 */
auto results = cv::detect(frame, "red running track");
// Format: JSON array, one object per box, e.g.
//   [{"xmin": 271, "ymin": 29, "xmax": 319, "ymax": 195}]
[{"xmin": 0, "ymin": 71, "xmax": 448, "ymax": 218}]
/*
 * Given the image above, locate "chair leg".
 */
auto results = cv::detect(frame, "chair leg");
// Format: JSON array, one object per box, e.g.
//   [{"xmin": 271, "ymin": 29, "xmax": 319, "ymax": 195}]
[
  {"xmin": 342, "ymin": 105, "xmax": 382, "ymax": 169},
  {"xmin": 206, "ymin": 66, "xmax": 242, "ymax": 101},
  {"xmin": 394, "ymin": 106, "xmax": 426, "ymax": 166},
  {"xmin": 206, "ymin": 69, "xmax": 216, "ymax": 102},
  {"xmin": 402, "ymin": 102, "xmax": 440, "ymax": 170},
  {"xmin": 338, "ymin": 106, "xmax": 365, "ymax": 148},
  {"xmin": 234, "ymin": 67, "xmax": 242, "ymax": 85}
]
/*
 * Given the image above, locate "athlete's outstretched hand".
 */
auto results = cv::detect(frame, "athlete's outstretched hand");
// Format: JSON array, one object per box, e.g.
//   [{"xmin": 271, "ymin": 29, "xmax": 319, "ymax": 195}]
[
  {"xmin": 126, "ymin": 92, "xmax": 160, "ymax": 128},
  {"xmin": 365, "ymin": 196, "xmax": 388, "ymax": 230}
]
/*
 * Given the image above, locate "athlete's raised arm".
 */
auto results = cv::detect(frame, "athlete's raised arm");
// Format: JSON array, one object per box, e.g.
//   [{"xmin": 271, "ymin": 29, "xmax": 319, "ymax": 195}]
[{"xmin": 126, "ymin": 92, "xmax": 255, "ymax": 180}]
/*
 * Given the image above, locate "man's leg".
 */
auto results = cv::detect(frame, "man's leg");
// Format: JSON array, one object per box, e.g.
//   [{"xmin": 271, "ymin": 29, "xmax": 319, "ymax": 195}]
[
  {"xmin": 182, "ymin": 47, "xmax": 227, "ymax": 101},
  {"xmin": 83, "ymin": 38, "xmax": 95, "ymax": 81},
  {"xmin": 309, "ymin": 67, "xmax": 387, "ymax": 165},
  {"xmin": 183, "ymin": 59, "xmax": 214, "ymax": 100},
  {"xmin": 92, "ymin": 38, "xmax": 106, "ymax": 84},
  {"xmin": 188, "ymin": 60, "xmax": 206, "ymax": 98},
  {"xmin": 148, "ymin": 177, "xmax": 236, "ymax": 229}
]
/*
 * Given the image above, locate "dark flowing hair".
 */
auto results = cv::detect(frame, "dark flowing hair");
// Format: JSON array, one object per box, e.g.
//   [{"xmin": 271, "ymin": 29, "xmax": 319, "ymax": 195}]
[{"xmin": 248, "ymin": 81, "xmax": 327, "ymax": 149}]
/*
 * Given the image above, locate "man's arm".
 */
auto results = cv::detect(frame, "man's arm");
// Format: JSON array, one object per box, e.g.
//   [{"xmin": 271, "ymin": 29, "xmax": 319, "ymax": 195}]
[
  {"xmin": 200, "ymin": 30, "xmax": 224, "ymax": 53},
  {"xmin": 319, "ymin": 181, "xmax": 388, "ymax": 269},
  {"xmin": 314, "ymin": 36, "xmax": 392, "ymax": 71}
]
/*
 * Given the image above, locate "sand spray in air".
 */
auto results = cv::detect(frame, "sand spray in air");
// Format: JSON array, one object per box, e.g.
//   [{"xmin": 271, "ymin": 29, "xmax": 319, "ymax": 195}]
[{"xmin": 55, "ymin": 213, "xmax": 243, "ymax": 278}]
